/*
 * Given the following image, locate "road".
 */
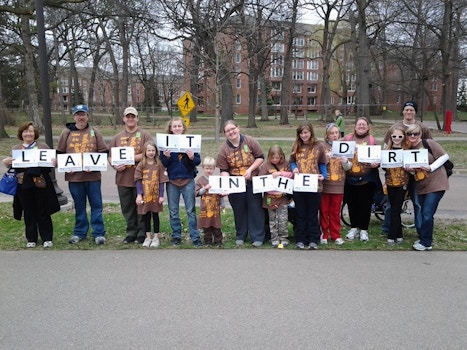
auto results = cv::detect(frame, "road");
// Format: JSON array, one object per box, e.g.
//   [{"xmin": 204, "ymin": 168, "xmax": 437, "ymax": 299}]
[{"xmin": 0, "ymin": 250, "xmax": 465, "ymax": 350}]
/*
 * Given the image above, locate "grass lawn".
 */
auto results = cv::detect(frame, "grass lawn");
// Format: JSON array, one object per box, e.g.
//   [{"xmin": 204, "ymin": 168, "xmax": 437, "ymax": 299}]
[
  {"xmin": 0, "ymin": 113, "xmax": 466, "ymax": 251},
  {"xmin": 0, "ymin": 202, "xmax": 465, "ymax": 251}
]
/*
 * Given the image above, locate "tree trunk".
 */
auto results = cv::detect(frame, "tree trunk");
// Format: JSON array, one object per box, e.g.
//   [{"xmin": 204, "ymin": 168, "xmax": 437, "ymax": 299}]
[{"xmin": 20, "ymin": 14, "xmax": 43, "ymax": 130}]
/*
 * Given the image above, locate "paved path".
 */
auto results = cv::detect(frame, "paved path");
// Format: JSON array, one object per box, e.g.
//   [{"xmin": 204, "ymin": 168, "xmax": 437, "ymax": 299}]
[{"xmin": 0, "ymin": 250, "xmax": 465, "ymax": 350}]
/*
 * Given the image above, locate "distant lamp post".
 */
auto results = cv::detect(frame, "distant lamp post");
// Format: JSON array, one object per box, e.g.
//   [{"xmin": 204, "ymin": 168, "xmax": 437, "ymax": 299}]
[{"xmin": 35, "ymin": 0, "xmax": 67, "ymax": 205}]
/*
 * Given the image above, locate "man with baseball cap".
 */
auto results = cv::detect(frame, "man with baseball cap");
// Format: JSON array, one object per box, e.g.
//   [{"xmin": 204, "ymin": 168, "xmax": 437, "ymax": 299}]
[
  {"xmin": 56, "ymin": 104, "xmax": 108, "ymax": 245},
  {"xmin": 109, "ymin": 107, "xmax": 154, "ymax": 244}
]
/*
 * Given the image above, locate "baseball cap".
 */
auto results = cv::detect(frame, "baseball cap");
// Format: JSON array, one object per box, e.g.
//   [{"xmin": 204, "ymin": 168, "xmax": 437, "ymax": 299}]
[
  {"xmin": 124, "ymin": 107, "xmax": 138, "ymax": 117},
  {"xmin": 72, "ymin": 104, "xmax": 89, "ymax": 114}
]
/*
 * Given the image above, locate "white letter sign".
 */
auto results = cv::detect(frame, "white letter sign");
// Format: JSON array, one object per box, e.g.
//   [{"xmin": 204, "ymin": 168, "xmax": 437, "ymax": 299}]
[
  {"xmin": 208, "ymin": 176, "xmax": 246, "ymax": 194},
  {"xmin": 110, "ymin": 147, "xmax": 135, "ymax": 166},
  {"xmin": 332, "ymin": 141, "xmax": 355, "ymax": 158},
  {"xmin": 381, "ymin": 150, "xmax": 404, "ymax": 168},
  {"xmin": 57, "ymin": 153, "xmax": 82, "ymax": 172},
  {"xmin": 156, "ymin": 134, "xmax": 201, "ymax": 153},
  {"xmin": 12, "ymin": 149, "xmax": 38, "ymax": 168},
  {"xmin": 403, "ymin": 149, "xmax": 429, "ymax": 168},
  {"xmin": 83, "ymin": 153, "xmax": 108, "ymax": 171},
  {"xmin": 357, "ymin": 145, "xmax": 382, "ymax": 163},
  {"xmin": 293, "ymin": 173, "xmax": 318, "ymax": 192}
]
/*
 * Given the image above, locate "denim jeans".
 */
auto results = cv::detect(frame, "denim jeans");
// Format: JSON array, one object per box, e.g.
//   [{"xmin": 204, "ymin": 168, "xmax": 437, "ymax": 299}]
[
  {"xmin": 69, "ymin": 181, "xmax": 106, "ymax": 238},
  {"xmin": 166, "ymin": 180, "xmax": 200, "ymax": 242},
  {"xmin": 417, "ymin": 190, "xmax": 445, "ymax": 247}
]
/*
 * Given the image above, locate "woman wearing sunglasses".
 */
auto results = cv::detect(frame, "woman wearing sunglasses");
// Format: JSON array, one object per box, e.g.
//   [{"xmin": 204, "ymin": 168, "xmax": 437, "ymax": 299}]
[
  {"xmin": 405, "ymin": 124, "xmax": 450, "ymax": 251},
  {"xmin": 383, "ymin": 125, "xmax": 410, "ymax": 246}
]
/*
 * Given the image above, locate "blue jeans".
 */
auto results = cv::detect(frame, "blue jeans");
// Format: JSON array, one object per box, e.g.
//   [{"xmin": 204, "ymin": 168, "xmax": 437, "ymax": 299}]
[
  {"xmin": 69, "ymin": 181, "xmax": 106, "ymax": 238},
  {"xmin": 166, "ymin": 180, "xmax": 200, "ymax": 242},
  {"xmin": 417, "ymin": 191, "xmax": 445, "ymax": 247}
]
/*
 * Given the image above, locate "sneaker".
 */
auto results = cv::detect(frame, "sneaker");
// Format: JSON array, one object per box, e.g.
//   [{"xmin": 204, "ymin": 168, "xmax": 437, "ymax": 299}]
[
  {"xmin": 320, "ymin": 234, "xmax": 328, "ymax": 245},
  {"xmin": 95, "ymin": 236, "xmax": 106, "ymax": 245},
  {"xmin": 308, "ymin": 242, "xmax": 318, "ymax": 250},
  {"xmin": 296, "ymin": 242, "xmax": 305, "ymax": 250},
  {"xmin": 136, "ymin": 236, "xmax": 145, "ymax": 244},
  {"xmin": 193, "ymin": 240, "xmax": 203, "ymax": 248},
  {"xmin": 271, "ymin": 240, "xmax": 280, "ymax": 248},
  {"xmin": 360, "ymin": 230, "xmax": 369, "ymax": 242},
  {"xmin": 396, "ymin": 238, "xmax": 404, "ymax": 244},
  {"xmin": 172, "ymin": 238, "xmax": 181, "ymax": 246},
  {"xmin": 235, "ymin": 240, "xmax": 244, "ymax": 246},
  {"xmin": 150, "ymin": 237, "xmax": 160, "ymax": 248},
  {"xmin": 123, "ymin": 236, "xmax": 136, "ymax": 244},
  {"xmin": 413, "ymin": 242, "xmax": 432, "ymax": 251},
  {"xmin": 142, "ymin": 238, "xmax": 152, "ymax": 248},
  {"xmin": 68, "ymin": 236, "xmax": 82, "ymax": 244},
  {"xmin": 387, "ymin": 239, "xmax": 396, "ymax": 246},
  {"xmin": 26, "ymin": 242, "xmax": 36, "ymax": 248},
  {"xmin": 346, "ymin": 228, "xmax": 359, "ymax": 240},
  {"xmin": 252, "ymin": 241, "xmax": 263, "ymax": 248},
  {"xmin": 43, "ymin": 241, "xmax": 53, "ymax": 248},
  {"xmin": 334, "ymin": 238, "xmax": 345, "ymax": 245},
  {"xmin": 280, "ymin": 240, "xmax": 289, "ymax": 247}
]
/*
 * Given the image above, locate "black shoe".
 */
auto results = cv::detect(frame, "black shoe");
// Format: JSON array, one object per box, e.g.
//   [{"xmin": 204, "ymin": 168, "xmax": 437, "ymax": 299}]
[
  {"xmin": 123, "ymin": 236, "xmax": 136, "ymax": 244},
  {"xmin": 136, "ymin": 236, "xmax": 146, "ymax": 244},
  {"xmin": 193, "ymin": 240, "xmax": 203, "ymax": 248},
  {"xmin": 172, "ymin": 238, "xmax": 181, "ymax": 246}
]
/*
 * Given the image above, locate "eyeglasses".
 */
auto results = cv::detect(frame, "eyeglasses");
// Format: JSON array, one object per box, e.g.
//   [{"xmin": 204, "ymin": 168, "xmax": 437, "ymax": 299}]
[
  {"xmin": 125, "ymin": 114, "xmax": 137, "ymax": 118},
  {"xmin": 391, "ymin": 135, "xmax": 404, "ymax": 139},
  {"xmin": 224, "ymin": 127, "xmax": 237, "ymax": 133},
  {"xmin": 407, "ymin": 132, "xmax": 420, "ymax": 137}
]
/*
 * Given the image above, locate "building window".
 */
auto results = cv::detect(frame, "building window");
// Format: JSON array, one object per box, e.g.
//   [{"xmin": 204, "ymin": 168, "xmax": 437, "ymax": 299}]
[
  {"xmin": 309, "ymin": 50, "xmax": 319, "ymax": 59},
  {"xmin": 307, "ymin": 71, "xmax": 318, "ymax": 81},
  {"xmin": 347, "ymin": 96, "xmax": 355, "ymax": 105},
  {"xmin": 307, "ymin": 60, "xmax": 318, "ymax": 70},
  {"xmin": 431, "ymin": 77, "xmax": 438, "ymax": 91},
  {"xmin": 271, "ymin": 54, "xmax": 283, "ymax": 65},
  {"xmin": 236, "ymin": 52, "xmax": 241, "ymax": 63},
  {"xmin": 307, "ymin": 85, "xmax": 317, "ymax": 93},
  {"xmin": 307, "ymin": 97, "xmax": 316, "ymax": 106},
  {"xmin": 330, "ymin": 96, "xmax": 334, "ymax": 104},
  {"xmin": 293, "ymin": 84, "xmax": 302, "ymax": 93},
  {"xmin": 236, "ymin": 94, "xmax": 241, "ymax": 104},
  {"xmin": 348, "ymin": 82, "xmax": 356, "ymax": 92},
  {"xmin": 272, "ymin": 82, "xmax": 282, "ymax": 91},
  {"xmin": 292, "ymin": 59, "xmax": 304, "ymax": 69},
  {"xmin": 292, "ymin": 71, "xmax": 304, "ymax": 80},
  {"xmin": 270, "ymin": 67, "xmax": 283, "ymax": 78},
  {"xmin": 293, "ymin": 48, "xmax": 304, "ymax": 58},
  {"xmin": 236, "ymin": 78, "xmax": 241, "ymax": 89},
  {"xmin": 271, "ymin": 42, "xmax": 284, "ymax": 53},
  {"xmin": 127, "ymin": 86, "xmax": 132, "ymax": 95},
  {"xmin": 235, "ymin": 40, "xmax": 242, "ymax": 51},
  {"xmin": 293, "ymin": 37, "xmax": 305, "ymax": 46}
]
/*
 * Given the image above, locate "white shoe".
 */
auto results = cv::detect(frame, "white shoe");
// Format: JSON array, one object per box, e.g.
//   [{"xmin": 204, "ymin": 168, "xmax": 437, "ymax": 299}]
[
  {"xmin": 26, "ymin": 242, "xmax": 36, "ymax": 248},
  {"xmin": 43, "ymin": 241, "xmax": 53, "ymax": 248},
  {"xmin": 150, "ymin": 237, "xmax": 160, "ymax": 248},
  {"xmin": 346, "ymin": 228, "xmax": 359, "ymax": 240},
  {"xmin": 334, "ymin": 238, "xmax": 345, "ymax": 245},
  {"xmin": 360, "ymin": 230, "xmax": 369, "ymax": 242},
  {"xmin": 142, "ymin": 238, "xmax": 152, "ymax": 248},
  {"xmin": 320, "ymin": 234, "xmax": 328, "ymax": 245}
]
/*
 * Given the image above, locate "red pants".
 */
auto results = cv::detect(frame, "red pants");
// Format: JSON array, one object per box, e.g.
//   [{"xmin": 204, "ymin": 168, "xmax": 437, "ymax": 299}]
[{"xmin": 319, "ymin": 193, "xmax": 344, "ymax": 240}]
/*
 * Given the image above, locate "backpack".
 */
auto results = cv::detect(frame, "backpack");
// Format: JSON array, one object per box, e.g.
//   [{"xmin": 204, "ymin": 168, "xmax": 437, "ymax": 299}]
[{"xmin": 422, "ymin": 139, "xmax": 453, "ymax": 177}]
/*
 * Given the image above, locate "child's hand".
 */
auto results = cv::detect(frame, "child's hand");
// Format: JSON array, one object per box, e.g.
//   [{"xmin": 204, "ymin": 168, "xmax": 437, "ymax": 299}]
[
  {"xmin": 136, "ymin": 194, "xmax": 144, "ymax": 205},
  {"xmin": 204, "ymin": 184, "xmax": 211, "ymax": 190},
  {"xmin": 317, "ymin": 174, "xmax": 325, "ymax": 181},
  {"xmin": 158, "ymin": 197, "xmax": 164, "ymax": 204}
]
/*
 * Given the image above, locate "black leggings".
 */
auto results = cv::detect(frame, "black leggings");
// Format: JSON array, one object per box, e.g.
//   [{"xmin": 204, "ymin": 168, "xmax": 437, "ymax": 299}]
[{"xmin": 142, "ymin": 212, "xmax": 160, "ymax": 233}]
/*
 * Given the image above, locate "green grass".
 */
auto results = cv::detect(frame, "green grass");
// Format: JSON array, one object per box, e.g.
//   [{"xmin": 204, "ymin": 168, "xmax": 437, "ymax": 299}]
[{"xmin": 0, "ymin": 202, "xmax": 465, "ymax": 251}]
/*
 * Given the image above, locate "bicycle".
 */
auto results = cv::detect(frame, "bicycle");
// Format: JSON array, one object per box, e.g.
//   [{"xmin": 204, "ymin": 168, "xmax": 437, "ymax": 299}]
[{"xmin": 340, "ymin": 195, "xmax": 415, "ymax": 229}]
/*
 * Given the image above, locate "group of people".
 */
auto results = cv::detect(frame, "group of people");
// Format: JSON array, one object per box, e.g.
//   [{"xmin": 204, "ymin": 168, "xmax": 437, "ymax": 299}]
[{"xmin": 3, "ymin": 101, "xmax": 449, "ymax": 251}]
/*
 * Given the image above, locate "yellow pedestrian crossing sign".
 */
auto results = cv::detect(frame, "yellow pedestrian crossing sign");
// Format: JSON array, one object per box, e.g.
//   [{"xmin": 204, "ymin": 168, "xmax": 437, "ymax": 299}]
[{"xmin": 177, "ymin": 92, "xmax": 195, "ymax": 117}]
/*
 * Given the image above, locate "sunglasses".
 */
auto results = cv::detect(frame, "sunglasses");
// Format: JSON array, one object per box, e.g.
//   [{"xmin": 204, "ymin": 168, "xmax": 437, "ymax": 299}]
[
  {"xmin": 391, "ymin": 135, "xmax": 404, "ymax": 139},
  {"xmin": 407, "ymin": 132, "xmax": 420, "ymax": 137}
]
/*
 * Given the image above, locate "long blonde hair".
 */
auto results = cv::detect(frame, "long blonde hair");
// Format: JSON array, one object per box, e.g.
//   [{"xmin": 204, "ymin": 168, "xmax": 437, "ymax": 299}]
[{"xmin": 166, "ymin": 117, "xmax": 187, "ymax": 134}]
